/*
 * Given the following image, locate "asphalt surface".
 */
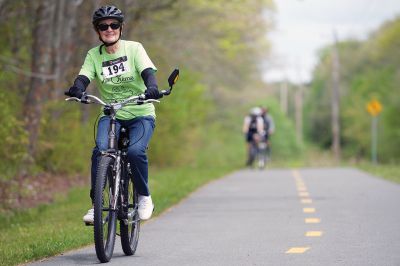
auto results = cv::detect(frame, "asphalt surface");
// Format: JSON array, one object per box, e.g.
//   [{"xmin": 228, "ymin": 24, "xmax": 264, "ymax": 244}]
[{"xmin": 29, "ymin": 168, "xmax": 400, "ymax": 266}]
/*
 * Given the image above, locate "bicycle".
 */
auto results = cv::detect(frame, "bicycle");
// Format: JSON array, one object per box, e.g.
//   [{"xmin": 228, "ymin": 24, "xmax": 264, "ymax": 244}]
[
  {"xmin": 248, "ymin": 134, "xmax": 270, "ymax": 170},
  {"xmin": 256, "ymin": 136, "xmax": 269, "ymax": 169},
  {"xmin": 65, "ymin": 69, "xmax": 179, "ymax": 263}
]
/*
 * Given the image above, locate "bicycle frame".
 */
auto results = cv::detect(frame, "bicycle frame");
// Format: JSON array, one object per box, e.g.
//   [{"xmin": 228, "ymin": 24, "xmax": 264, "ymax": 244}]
[
  {"xmin": 101, "ymin": 109, "xmax": 123, "ymax": 212},
  {"xmin": 66, "ymin": 94, "xmax": 159, "ymax": 214}
]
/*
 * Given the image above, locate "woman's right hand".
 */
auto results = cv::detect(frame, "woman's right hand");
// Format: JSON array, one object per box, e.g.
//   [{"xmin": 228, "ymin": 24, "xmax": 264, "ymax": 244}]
[{"xmin": 67, "ymin": 86, "xmax": 84, "ymax": 98}]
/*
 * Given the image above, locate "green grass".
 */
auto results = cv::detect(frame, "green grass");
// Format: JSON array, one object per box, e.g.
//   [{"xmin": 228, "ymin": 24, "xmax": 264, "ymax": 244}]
[
  {"xmin": 0, "ymin": 187, "xmax": 93, "ymax": 266},
  {"xmin": 357, "ymin": 163, "xmax": 400, "ymax": 184}
]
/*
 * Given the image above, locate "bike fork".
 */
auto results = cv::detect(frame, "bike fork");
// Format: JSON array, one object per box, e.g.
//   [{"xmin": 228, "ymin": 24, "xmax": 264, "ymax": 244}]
[{"xmin": 112, "ymin": 155, "xmax": 121, "ymax": 210}]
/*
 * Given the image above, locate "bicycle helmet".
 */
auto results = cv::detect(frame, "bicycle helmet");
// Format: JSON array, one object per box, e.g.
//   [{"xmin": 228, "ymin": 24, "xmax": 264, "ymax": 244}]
[
  {"xmin": 92, "ymin": 5, "xmax": 124, "ymax": 26},
  {"xmin": 92, "ymin": 5, "xmax": 124, "ymax": 49},
  {"xmin": 250, "ymin": 107, "xmax": 262, "ymax": 116}
]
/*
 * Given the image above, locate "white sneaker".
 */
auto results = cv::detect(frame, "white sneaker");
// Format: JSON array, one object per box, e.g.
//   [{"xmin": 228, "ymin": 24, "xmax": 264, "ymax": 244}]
[
  {"xmin": 83, "ymin": 208, "xmax": 94, "ymax": 224},
  {"xmin": 138, "ymin": 195, "xmax": 154, "ymax": 220}
]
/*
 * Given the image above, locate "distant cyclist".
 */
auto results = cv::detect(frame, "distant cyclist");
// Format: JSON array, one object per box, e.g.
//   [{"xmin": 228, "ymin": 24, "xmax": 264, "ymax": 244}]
[{"xmin": 242, "ymin": 107, "xmax": 264, "ymax": 166}]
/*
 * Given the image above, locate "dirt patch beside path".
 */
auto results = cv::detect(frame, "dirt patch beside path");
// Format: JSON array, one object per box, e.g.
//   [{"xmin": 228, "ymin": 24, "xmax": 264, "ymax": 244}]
[{"xmin": 0, "ymin": 173, "xmax": 88, "ymax": 211}]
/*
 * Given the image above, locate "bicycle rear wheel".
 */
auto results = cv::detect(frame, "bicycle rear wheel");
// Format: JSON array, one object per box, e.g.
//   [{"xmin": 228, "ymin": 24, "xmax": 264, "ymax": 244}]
[
  {"xmin": 120, "ymin": 174, "xmax": 140, "ymax": 255},
  {"xmin": 94, "ymin": 156, "xmax": 117, "ymax": 263},
  {"xmin": 257, "ymin": 143, "xmax": 267, "ymax": 169},
  {"xmin": 257, "ymin": 151, "xmax": 266, "ymax": 169},
  {"xmin": 248, "ymin": 142, "xmax": 258, "ymax": 167}
]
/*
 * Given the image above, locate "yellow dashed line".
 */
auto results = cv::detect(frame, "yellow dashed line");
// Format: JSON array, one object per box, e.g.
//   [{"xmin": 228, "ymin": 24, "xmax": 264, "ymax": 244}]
[
  {"xmin": 305, "ymin": 218, "xmax": 321, "ymax": 224},
  {"xmin": 288, "ymin": 170, "xmax": 322, "ymax": 255},
  {"xmin": 303, "ymin": 208, "xmax": 316, "ymax": 213},
  {"xmin": 292, "ymin": 170, "xmax": 301, "ymax": 179},
  {"xmin": 286, "ymin": 247, "xmax": 310, "ymax": 254},
  {"xmin": 305, "ymin": 231, "xmax": 323, "ymax": 237},
  {"xmin": 299, "ymin": 192, "xmax": 310, "ymax": 197},
  {"xmin": 301, "ymin": 198, "xmax": 313, "ymax": 204}
]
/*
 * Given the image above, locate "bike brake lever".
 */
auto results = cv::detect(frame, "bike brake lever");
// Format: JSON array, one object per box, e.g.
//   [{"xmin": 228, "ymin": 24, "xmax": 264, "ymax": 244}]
[
  {"xmin": 135, "ymin": 99, "xmax": 160, "ymax": 105},
  {"xmin": 65, "ymin": 97, "xmax": 80, "ymax": 102},
  {"xmin": 81, "ymin": 98, "xmax": 91, "ymax": 104}
]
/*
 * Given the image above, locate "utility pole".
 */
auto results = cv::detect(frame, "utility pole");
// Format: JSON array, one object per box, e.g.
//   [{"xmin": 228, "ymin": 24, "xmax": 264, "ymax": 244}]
[
  {"xmin": 294, "ymin": 58, "xmax": 304, "ymax": 144},
  {"xmin": 295, "ymin": 83, "xmax": 303, "ymax": 143},
  {"xmin": 331, "ymin": 30, "xmax": 341, "ymax": 162},
  {"xmin": 367, "ymin": 99, "xmax": 382, "ymax": 164},
  {"xmin": 280, "ymin": 80, "xmax": 288, "ymax": 115}
]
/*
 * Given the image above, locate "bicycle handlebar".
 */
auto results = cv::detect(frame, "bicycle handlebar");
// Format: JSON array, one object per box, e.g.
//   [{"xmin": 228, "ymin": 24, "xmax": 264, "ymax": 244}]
[
  {"xmin": 65, "ymin": 89, "xmax": 172, "ymax": 106},
  {"xmin": 65, "ymin": 93, "xmax": 162, "ymax": 112},
  {"xmin": 65, "ymin": 68, "xmax": 178, "ymax": 111}
]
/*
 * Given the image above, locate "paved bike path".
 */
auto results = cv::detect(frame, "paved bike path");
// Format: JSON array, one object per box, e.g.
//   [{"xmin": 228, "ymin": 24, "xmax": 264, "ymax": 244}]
[{"xmin": 30, "ymin": 168, "xmax": 400, "ymax": 265}]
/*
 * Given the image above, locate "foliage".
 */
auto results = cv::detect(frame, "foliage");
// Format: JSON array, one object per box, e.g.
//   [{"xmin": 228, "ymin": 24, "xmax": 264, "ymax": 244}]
[
  {"xmin": 138, "ymin": 0, "xmax": 274, "ymax": 101},
  {"xmin": 304, "ymin": 17, "xmax": 400, "ymax": 163},
  {"xmin": 36, "ymin": 102, "xmax": 94, "ymax": 175},
  {"xmin": 0, "ymin": 89, "xmax": 28, "ymax": 180},
  {"xmin": 149, "ymin": 70, "xmax": 212, "ymax": 166},
  {"xmin": 0, "ymin": 0, "xmax": 275, "ymax": 205}
]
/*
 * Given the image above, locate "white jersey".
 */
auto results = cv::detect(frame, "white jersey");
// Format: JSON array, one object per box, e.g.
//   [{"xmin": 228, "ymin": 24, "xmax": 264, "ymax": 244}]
[{"xmin": 243, "ymin": 115, "xmax": 264, "ymax": 134}]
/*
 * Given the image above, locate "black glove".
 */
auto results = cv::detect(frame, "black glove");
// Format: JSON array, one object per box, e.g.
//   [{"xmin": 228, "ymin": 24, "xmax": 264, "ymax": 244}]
[
  {"xmin": 66, "ymin": 75, "xmax": 90, "ymax": 98},
  {"xmin": 68, "ymin": 86, "xmax": 84, "ymax": 98},
  {"xmin": 144, "ymin": 86, "xmax": 160, "ymax": 99}
]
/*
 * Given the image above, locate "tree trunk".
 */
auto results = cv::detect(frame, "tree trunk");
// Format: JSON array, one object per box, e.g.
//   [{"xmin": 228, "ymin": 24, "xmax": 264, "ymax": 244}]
[
  {"xmin": 51, "ymin": 0, "xmax": 83, "ymax": 101},
  {"xmin": 331, "ymin": 30, "xmax": 341, "ymax": 162},
  {"xmin": 24, "ymin": 0, "xmax": 56, "ymax": 160}
]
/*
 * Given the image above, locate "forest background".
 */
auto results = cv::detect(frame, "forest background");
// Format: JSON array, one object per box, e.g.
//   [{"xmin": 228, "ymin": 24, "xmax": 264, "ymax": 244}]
[{"xmin": 0, "ymin": 0, "xmax": 282, "ymax": 210}]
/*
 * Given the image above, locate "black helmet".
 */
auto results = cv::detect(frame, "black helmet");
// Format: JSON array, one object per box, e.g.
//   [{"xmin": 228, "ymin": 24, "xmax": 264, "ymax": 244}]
[{"xmin": 92, "ymin": 5, "xmax": 124, "ymax": 25}]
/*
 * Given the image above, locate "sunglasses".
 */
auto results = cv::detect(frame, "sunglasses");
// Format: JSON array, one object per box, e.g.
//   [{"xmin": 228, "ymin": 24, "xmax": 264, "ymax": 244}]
[{"xmin": 97, "ymin": 22, "xmax": 121, "ymax": 31}]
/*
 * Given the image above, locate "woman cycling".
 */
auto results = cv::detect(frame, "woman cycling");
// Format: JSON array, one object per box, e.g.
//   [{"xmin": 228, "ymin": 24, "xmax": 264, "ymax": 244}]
[{"xmin": 67, "ymin": 5, "xmax": 160, "ymax": 224}]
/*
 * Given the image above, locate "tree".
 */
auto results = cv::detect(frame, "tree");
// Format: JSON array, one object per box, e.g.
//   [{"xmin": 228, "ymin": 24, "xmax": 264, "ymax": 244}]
[{"xmin": 24, "ymin": 0, "xmax": 56, "ymax": 159}]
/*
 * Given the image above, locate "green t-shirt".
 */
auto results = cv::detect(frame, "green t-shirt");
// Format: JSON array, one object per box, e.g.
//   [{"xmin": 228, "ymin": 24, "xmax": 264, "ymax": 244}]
[{"xmin": 79, "ymin": 40, "xmax": 157, "ymax": 120}]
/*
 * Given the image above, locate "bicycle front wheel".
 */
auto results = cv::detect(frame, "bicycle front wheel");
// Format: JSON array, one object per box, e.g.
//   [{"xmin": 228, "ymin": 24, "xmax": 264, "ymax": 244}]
[
  {"xmin": 257, "ymin": 143, "xmax": 267, "ymax": 169},
  {"xmin": 94, "ymin": 156, "xmax": 117, "ymax": 263},
  {"xmin": 120, "ymin": 174, "xmax": 140, "ymax": 255},
  {"xmin": 257, "ymin": 151, "xmax": 266, "ymax": 169},
  {"xmin": 248, "ymin": 142, "xmax": 258, "ymax": 167}
]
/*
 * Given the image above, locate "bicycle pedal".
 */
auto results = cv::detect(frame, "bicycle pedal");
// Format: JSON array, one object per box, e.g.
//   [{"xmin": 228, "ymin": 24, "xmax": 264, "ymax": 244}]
[{"xmin": 84, "ymin": 222, "xmax": 94, "ymax": 226}]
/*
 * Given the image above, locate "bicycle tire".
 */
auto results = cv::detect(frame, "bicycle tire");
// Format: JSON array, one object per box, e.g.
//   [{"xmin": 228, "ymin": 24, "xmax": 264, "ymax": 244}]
[
  {"xmin": 249, "ymin": 142, "xmax": 258, "ymax": 167},
  {"xmin": 257, "ymin": 150, "xmax": 266, "ymax": 169},
  {"xmin": 120, "ymin": 174, "xmax": 140, "ymax": 255},
  {"xmin": 94, "ymin": 156, "xmax": 117, "ymax": 263}
]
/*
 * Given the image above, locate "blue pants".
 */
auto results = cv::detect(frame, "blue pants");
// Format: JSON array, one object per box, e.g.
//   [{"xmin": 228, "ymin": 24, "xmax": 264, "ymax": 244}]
[{"xmin": 90, "ymin": 115, "xmax": 155, "ymax": 202}]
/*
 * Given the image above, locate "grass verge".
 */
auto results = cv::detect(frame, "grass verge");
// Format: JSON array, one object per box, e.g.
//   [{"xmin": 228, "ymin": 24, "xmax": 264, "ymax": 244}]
[{"xmin": 357, "ymin": 163, "xmax": 400, "ymax": 184}]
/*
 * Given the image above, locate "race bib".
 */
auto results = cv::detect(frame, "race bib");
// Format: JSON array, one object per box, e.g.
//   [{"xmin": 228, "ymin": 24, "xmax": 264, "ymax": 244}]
[{"xmin": 102, "ymin": 56, "xmax": 130, "ymax": 78}]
